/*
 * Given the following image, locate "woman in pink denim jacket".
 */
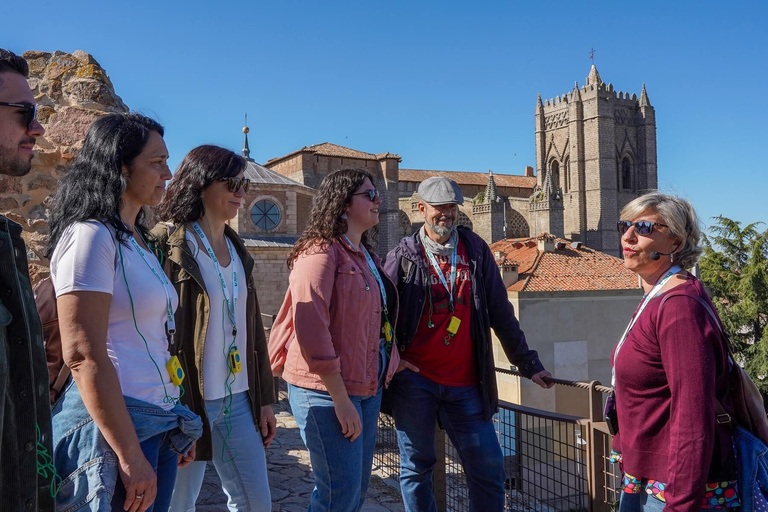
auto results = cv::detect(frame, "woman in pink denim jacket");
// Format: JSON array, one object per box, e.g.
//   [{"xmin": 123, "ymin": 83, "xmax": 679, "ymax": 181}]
[{"xmin": 269, "ymin": 168, "xmax": 399, "ymax": 512}]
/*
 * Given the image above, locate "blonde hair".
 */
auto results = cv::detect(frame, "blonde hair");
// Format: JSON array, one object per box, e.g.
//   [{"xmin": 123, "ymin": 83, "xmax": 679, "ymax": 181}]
[{"xmin": 620, "ymin": 192, "xmax": 703, "ymax": 269}]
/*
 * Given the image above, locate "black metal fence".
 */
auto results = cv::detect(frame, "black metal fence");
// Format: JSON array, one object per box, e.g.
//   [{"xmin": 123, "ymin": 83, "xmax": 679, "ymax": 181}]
[
  {"xmin": 372, "ymin": 369, "xmax": 619, "ymax": 512},
  {"xmin": 276, "ymin": 369, "xmax": 620, "ymax": 512}
]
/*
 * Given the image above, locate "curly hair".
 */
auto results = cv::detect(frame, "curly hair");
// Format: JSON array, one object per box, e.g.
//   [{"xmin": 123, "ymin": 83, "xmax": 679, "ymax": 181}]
[
  {"xmin": 47, "ymin": 112, "xmax": 164, "ymax": 258},
  {"xmin": 287, "ymin": 168, "xmax": 376, "ymax": 269},
  {"xmin": 155, "ymin": 144, "xmax": 246, "ymax": 224}
]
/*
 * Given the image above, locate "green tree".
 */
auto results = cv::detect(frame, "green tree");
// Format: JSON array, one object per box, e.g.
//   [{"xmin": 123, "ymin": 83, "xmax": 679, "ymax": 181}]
[{"xmin": 699, "ymin": 216, "xmax": 768, "ymax": 391}]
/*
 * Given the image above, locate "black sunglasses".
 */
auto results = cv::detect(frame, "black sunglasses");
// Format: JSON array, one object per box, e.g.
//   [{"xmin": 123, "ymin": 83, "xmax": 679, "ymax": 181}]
[
  {"xmin": 0, "ymin": 101, "xmax": 37, "ymax": 129},
  {"xmin": 617, "ymin": 220, "xmax": 669, "ymax": 236},
  {"xmin": 352, "ymin": 189, "xmax": 380, "ymax": 202},
  {"xmin": 218, "ymin": 176, "xmax": 250, "ymax": 193}
]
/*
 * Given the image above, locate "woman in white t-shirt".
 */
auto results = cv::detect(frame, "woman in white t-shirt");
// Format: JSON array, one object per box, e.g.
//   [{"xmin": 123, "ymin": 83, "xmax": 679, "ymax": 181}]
[
  {"xmin": 152, "ymin": 145, "xmax": 276, "ymax": 512},
  {"xmin": 47, "ymin": 113, "xmax": 201, "ymax": 512}
]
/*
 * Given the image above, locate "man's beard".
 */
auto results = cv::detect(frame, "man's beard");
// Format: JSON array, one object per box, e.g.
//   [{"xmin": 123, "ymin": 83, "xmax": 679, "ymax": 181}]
[
  {"xmin": 426, "ymin": 220, "xmax": 454, "ymax": 238},
  {"xmin": 0, "ymin": 143, "xmax": 33, "ymax": 176}
]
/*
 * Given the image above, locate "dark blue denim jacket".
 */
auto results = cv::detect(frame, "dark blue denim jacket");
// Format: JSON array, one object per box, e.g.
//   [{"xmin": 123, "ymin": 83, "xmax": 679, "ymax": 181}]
[
  {"xmin": 732, "ymin": 426, "xmax": 768, "ymax": 512},
  {"xmin": 52, "ymin": 380, "xmax": 202, "ymax": 512}
]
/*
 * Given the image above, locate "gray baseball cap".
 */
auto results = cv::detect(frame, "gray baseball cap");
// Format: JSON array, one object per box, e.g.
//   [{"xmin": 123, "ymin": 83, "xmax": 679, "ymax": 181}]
[{"xmin": 417, "ymin": 176, "xmax": 464, "ymax": 205}]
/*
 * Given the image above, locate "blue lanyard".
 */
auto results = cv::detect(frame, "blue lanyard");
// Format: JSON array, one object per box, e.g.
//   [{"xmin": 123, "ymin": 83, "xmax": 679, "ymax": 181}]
[
  {"xmin": 611, "ymin": 265, "xmax": 682, "ymax": 387},
  {"xmin": 343, "ymin": 235, "xmax": 388, "ymax": 314},
  {"xmin": 423, "ymin": 242, "xmax": 457, "ymax": 308},
  {"xmin": 128, "ymin": 234, "xmax": 176, "ymax": 340},
  {"xmin": 192, "ymin": 222, "xmax": 238, "ymax": 334}
]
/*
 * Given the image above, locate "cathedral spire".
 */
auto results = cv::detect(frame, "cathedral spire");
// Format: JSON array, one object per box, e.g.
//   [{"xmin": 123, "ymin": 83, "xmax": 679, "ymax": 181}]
[
  {"xmin": 639, "ymin": 83, "xmax": 651, "ymax": 107},
  {"xmin": 572, "ymin": 81, "xmax": 582, "ymax": 101},
  {"xmin": 586, "ymin": 64, "xmax": 602, "ymax": 86},
  {"xmin": 242, "ymin": 113, "xmax": 253, "ymax": 161},
  {"xmin": 483, "ymin": 169, "xmax": 499, "ymax": 203}
]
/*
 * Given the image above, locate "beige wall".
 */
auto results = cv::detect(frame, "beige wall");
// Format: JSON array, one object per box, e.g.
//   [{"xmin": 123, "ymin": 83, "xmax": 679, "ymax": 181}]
[{"xmin": 494, "ymin": 288, "xmax": 641, "ymax": 417}]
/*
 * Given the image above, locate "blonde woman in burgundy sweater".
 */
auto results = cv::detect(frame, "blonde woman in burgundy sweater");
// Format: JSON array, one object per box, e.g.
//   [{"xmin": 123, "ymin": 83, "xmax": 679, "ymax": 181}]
[{"xmin": 611, "ymin": 192, "xmax": 737, "ymax": 512}]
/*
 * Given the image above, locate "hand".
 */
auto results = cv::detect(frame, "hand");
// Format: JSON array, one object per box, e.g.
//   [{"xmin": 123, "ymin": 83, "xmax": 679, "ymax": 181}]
[
  {"xmin": 177, "ymin": 442, "xmax": 196, "ymax": 469},
  {"xmin": 260, "ymin": 405, "xmax": 277, "ymax": 448},
  {"xmin": 395, "ymin": 360, "xmax": 419, "ymax": 374},
  {"xmin": 117, "ymin": 451, "xmax": 157, "ymax": 512},
  {"xmin": 333, "ymin": 397, "xmax": 362, "ymax": 442},
  {"xmin": 531, "ymin": 370, "xmax": 554, "ymax": 389}
]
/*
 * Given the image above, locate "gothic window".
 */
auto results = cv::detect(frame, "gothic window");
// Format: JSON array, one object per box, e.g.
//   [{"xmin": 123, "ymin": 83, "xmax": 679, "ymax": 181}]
[
  {"xmin": 251, "ymin": 199, "xmax": 281, "ymax": 231},
  {"xmin": 550, "ymin": 160, "xmax": 559, "ymax": 191},
  {"xmin": 621, "ymin": 157, "xmax": 632, "ymax": 191},
  {"xmin": 564, "ymin": 157, "xmax": 570, "ymax": 193}
]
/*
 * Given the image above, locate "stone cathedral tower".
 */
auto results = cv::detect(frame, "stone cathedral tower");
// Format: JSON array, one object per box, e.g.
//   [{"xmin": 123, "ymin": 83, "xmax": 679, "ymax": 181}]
[{"xmin": 534, "ymin": 65, "xmax": 657, "ymax": 256}]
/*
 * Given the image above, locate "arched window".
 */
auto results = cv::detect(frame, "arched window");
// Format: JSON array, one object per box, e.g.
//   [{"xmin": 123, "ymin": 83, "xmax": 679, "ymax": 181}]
[
  {"xmin": 621, "ymin": 158, "xmax": 632, "ymax": 191},
  {"xmin": 549, "ymin": 160, "xmax": 559, "ymax": 191},
  {"xmin": 251, "ymin": 199, "xmax": 281, "ymax": 231},
  {"xmin": 563, "ymin": 157, "xmax": 570, "ymax": 193}
]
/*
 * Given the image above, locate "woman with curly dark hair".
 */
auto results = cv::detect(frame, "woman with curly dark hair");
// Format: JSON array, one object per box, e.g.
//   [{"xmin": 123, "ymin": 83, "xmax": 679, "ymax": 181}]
[
  {"xmin": 269, "ymin": 168, "xmax": 400, "ymax": 512},
  {"xmin": 47, "ymin": 112, "xmax": 201, "ymax": 512},
  {"xmin": 152, "ymin": 145, "xmax": 276, "ymax": 512}
]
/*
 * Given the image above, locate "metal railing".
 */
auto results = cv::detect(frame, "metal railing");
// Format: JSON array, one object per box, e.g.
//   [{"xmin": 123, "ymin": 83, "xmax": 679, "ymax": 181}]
[
  {"xmin": 273, "ymin": 369, "xmax": 621, "ymax": 512},
  {"xmin": 372, "ymin": 368, "xmax": 620, "ymax": 512}
]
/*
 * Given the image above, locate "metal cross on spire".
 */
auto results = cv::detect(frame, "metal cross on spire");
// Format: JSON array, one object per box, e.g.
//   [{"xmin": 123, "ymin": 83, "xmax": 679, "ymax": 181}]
[{"xmin": 589, "ymin": 47, "xmax": 596, "ymax": 65}]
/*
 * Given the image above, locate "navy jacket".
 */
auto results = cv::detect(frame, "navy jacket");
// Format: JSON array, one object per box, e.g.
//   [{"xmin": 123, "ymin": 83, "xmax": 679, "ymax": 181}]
[{"xmin": 382, "ymin": 227, "xmax": 545, "ymax": 420}]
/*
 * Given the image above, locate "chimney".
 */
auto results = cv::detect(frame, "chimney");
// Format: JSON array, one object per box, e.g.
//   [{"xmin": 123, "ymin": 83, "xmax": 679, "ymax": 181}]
[
  {"xmin": 494, "ymin": 251, "xmax": 519, "ymax": 287},
  {"xmin": 537, "ymin": 233, "xmax": 555, "ymax": 252},
  {"xmin": 525, "ymin": 165, "xmax": 534, "ymax": 177}
]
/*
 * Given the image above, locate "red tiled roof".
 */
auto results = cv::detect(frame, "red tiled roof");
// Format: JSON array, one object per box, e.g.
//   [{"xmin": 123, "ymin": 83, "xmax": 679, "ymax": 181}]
[
  {"xmin": 490, "ymin": 237, "xmax": 640, "ymax": 292},
  {"xmin": 266, "ymin": 143, "xmax": 401, "ymax": 165},
  {"xmin": 399, "ymin": 169, "xmax": 537, "ymax": 189}
]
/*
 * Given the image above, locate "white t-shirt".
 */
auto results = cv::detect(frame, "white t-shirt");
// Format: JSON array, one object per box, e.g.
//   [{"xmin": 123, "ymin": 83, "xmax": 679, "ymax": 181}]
[
  {"xmin": 51, "ymin": 221, "xmax": 180, "ymax": 410},
  {"xmin": 185, "ymin": 231, "xmax": 249, "ymax": 400}
]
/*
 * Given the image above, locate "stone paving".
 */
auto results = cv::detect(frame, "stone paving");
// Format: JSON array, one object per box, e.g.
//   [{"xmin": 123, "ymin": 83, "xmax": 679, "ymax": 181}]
[{"xmin": 195, "ymin": 396, "xmax": 405, "ymax": 512}]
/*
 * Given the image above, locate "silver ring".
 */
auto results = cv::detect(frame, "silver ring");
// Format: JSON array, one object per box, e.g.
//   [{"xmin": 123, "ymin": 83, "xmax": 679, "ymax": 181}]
[{"xmin": 135, "ymin": 494, "xmax": 144, "ymax": 499}]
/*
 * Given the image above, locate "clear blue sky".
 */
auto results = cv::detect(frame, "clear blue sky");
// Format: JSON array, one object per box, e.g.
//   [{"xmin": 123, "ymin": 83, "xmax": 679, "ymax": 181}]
[{"xmin": 5, "ymin": 0, "xmax": 766, "ymax": 230}]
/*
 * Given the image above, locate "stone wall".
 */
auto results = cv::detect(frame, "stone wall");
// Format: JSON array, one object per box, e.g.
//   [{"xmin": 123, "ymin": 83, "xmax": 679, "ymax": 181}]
[
  {"xmin": 0, "ymin": 50, "xmax": 128, "ymax": 283},
  {"xmin": 248, "ymin": 247, "xmax": 291, "ymax": 319}
]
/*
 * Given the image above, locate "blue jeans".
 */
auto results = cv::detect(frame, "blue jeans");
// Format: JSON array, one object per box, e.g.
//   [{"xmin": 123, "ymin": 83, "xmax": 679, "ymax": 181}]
[
  {"xmin": 111, "ymin": 433, "xmax": 178, "ymax": 512},
  {"xmin": 169, "ymin": 392, "xmax": 270, "ymax": 512},
  {"xmin": 390, "ymin": 369, "xmax": 505, "ymax": 512},
  {"xmin": 288, "ymin": 383, "xmax": 383, "ymax": 512}
]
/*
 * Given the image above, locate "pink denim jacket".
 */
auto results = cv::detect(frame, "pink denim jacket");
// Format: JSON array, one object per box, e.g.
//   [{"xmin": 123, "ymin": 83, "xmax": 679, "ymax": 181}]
[{"xmin": 269, "ymin": 237, "xmax": 400, "ymax": 397}]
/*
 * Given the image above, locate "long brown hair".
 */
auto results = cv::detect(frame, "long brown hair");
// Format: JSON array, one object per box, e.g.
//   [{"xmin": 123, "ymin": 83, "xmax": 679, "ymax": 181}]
[{"xmin": 287, "ymin": 168, "xmax": 377, "ymax": 269}]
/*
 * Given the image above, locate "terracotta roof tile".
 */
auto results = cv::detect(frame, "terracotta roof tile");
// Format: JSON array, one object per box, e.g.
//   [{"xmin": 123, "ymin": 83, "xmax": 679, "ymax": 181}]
[
  {"xmin": 399, "ymin": 169, "xmax": 537, "ymax": 189},
  {"xmin": 266, "ymin": 143, "xmax": 401, "ymax": 165},
  {"xmin": 489, "ymin": 237, "xmax": 640, "ymax": 292}
]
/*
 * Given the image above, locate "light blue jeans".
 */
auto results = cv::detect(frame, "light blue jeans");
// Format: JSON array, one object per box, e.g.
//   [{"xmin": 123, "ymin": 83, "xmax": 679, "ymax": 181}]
[
  {"xmin": 169, "ymin": 392, "xmax": 270, "ymax": 512},
  {"xmin": 288, "ymin": 383, "xmax": 383, "ymax": 512}
]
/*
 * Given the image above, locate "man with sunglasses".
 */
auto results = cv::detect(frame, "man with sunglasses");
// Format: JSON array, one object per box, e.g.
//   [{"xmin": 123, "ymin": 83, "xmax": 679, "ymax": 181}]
[
  {"xmin": 383, "ymin": 176, "xmax": 553, "ymax": 512},
  {"xmin": 0, "ymin": 48, "xmax": 54, "ymax": 512}
]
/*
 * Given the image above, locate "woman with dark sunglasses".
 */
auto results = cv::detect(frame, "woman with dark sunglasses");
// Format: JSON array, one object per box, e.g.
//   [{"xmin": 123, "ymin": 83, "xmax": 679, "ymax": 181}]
[
  {"xmin": 153, "ymin": 145, "xmax": 276, "ymax": 512},
  {"xmin": 610, "ymin": 192, "xmax": 738, "ymax": 511},
  {"xmin": 268, "ymin": 168, "xmax": 400, "ymax": 512}
]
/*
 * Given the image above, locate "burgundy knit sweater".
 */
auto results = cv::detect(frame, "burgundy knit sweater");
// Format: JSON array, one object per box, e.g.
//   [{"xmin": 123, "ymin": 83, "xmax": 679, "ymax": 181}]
[{"xmin": 611, "ymin": 275, "xmax": 736, "ymax": 512}]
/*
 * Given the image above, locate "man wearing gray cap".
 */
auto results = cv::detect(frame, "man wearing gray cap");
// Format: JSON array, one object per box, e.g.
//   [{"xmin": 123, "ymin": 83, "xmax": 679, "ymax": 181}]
[{"xmin": 382, "ymin": 176, "xmax": 552, "ymax": 512}]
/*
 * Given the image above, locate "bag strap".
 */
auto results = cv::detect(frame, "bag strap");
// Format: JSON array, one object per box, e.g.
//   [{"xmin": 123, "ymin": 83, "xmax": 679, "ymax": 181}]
[{"xmin": 659, "ymin": 291, "xmax": 734, "ymax": 427}]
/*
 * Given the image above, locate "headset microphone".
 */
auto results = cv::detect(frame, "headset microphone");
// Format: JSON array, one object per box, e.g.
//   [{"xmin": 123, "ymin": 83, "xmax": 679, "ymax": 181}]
[{"xmin": 649, "ymin": 250, "xmax": 673, "ymax": 261}]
